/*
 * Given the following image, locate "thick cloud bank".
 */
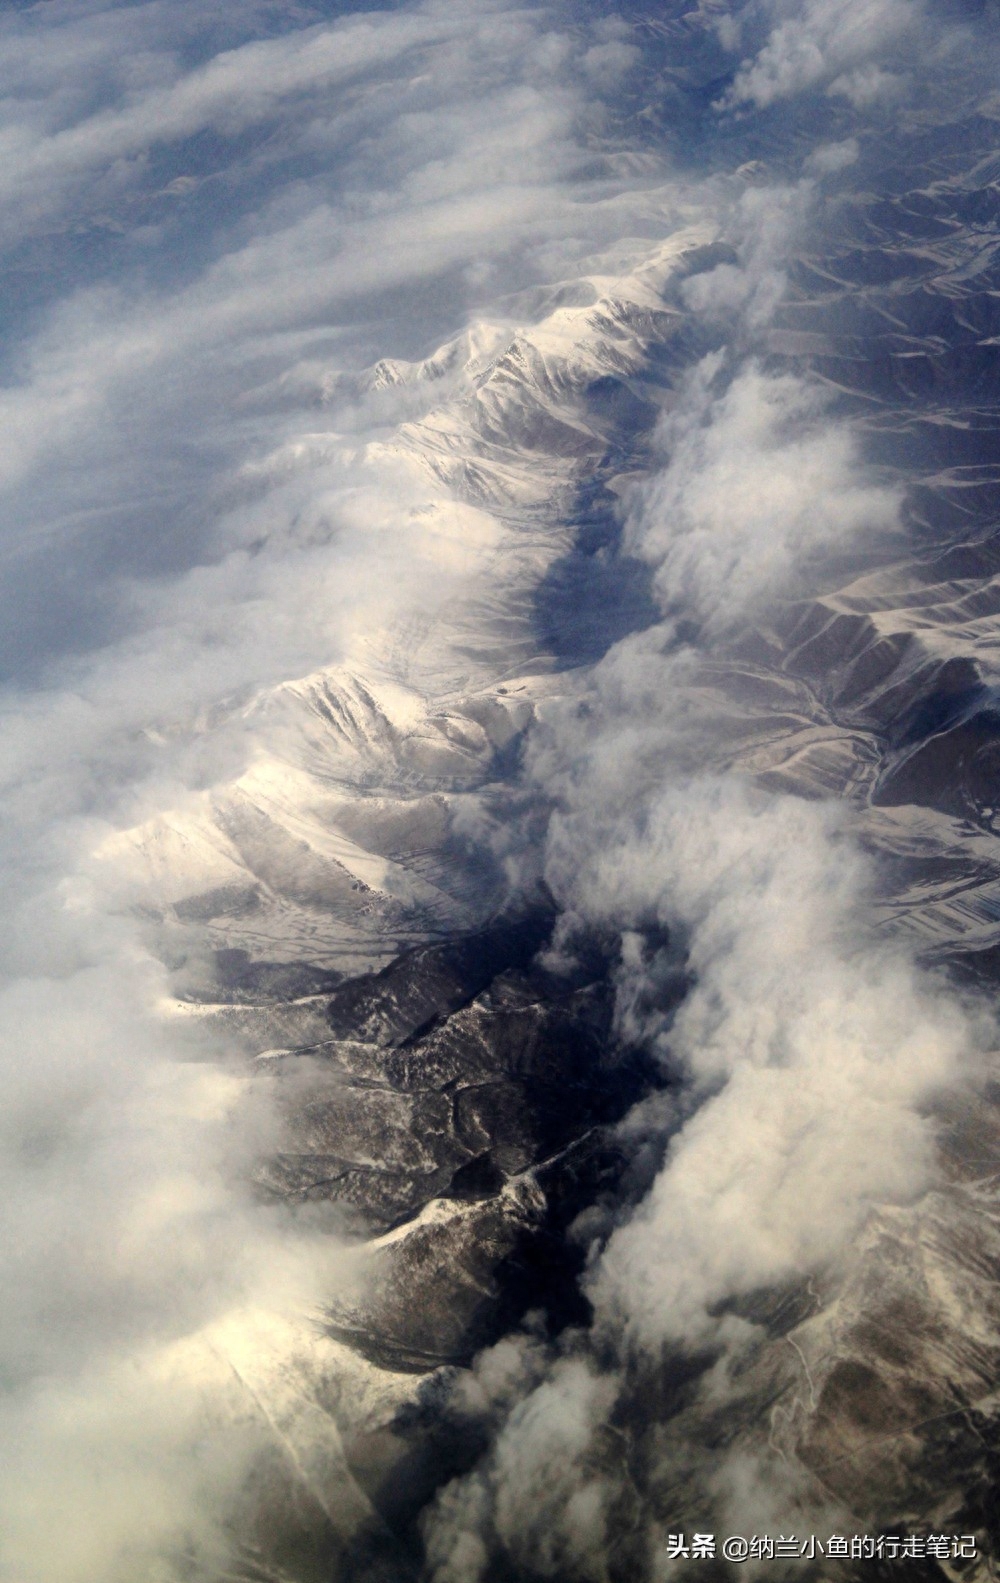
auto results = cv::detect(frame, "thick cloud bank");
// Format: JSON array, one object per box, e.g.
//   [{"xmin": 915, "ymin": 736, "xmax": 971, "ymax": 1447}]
[{"xmin": 2, "ymin": 1, "xmax": 1000, "ymax": 1580}]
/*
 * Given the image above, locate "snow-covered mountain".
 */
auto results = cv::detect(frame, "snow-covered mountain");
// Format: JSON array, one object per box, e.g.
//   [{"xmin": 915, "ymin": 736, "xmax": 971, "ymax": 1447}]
[
  {"xmin": 84, "ymin": 121, "xmax": 1000, "ymax": 1577},
  {"xmin": 10, "ymin": 3, "xmax": 1000, "ymax": 1581}
]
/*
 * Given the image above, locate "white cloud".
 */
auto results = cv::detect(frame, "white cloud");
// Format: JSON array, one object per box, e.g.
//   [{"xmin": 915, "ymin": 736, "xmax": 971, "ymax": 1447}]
[
  {"xmin": 426, "ymin": 1358, "xmax": 620, "ymax": 1583},
  {"xmin": 804, "ymin": 135, "xmax": 860, "ymax": 173},
  {"xmin": 719, "ymin": 0, "xmax": 920, "ymax": 110},
  {"xmin": 553, "ymin": 780, "xmax": 973, "ymax": 1345},
  {"xmin": 625, "ymin": 358, "xmax": 901, "ymax": 631}
]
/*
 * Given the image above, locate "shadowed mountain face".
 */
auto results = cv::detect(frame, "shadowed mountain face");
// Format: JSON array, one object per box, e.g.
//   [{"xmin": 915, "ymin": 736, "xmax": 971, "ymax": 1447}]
[{"xmin": 13, "ymin": 3, "xmax": 1000, "ymax": 1581}]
